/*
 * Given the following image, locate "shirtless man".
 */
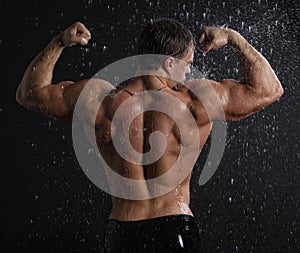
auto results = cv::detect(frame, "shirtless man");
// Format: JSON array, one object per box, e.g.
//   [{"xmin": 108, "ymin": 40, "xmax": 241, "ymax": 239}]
[{"xmin": 16, "ymin": 19, "xmax": 283, "ymax": 252}]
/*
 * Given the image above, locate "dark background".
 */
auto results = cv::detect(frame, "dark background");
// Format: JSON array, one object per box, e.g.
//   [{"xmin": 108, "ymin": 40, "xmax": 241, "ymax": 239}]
[{"xmin": 0, "ymin": 0, "xmax": 299, "ymax": 252}]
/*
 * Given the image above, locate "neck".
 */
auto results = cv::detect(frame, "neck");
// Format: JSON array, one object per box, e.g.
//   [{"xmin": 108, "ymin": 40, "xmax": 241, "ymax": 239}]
[
  {"xmin": 135, "ymin": 66, "xmax": 178, "ymax": 90},
  {"xmin": 141, "ymin": 75, "xmax": 171, "ymax": 91}
]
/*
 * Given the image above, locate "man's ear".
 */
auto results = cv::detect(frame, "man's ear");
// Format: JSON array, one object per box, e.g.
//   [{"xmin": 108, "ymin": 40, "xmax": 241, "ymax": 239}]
[{"xmin": 164, "ymin": 57, "xmax": 175, "ymax": 73}]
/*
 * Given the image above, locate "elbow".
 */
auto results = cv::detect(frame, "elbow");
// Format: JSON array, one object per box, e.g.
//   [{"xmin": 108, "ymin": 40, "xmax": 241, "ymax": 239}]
[
  {"xmin": 276, "ymin": 84, "xmax": 284, "ymax": 99},
  {"xmin": 258, "ymin": 81, "xmax": 284, "ymax": 108},
  {"xmin": 265, "ymin": 81, "xmax": 284, "ymax": 106},
  {"xmin": 15, "ymin": 86, "xmax": 24, "ymax": 106},
  {"xmin": 272, "ymin": 80, "xmax": 284, "ymax": 101},
  {"xmin": 15, "ymin": 85, "xmax": 32, "ymax": 108}
]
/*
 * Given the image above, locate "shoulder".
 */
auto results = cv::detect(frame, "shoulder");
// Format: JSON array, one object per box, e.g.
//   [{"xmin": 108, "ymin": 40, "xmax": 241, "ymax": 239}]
[
  {"xmin": 177, "ymin": 79, "xmax": 218, "ymax": 101},
  {"xmin": 178, "ymin": 79, "xmax": 222, "ymax": 125}
]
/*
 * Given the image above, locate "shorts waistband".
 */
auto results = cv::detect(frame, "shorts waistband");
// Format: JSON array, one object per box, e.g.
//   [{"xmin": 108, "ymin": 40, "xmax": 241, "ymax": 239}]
[{"xmin": 108, "ymin": 214, "xmax": 194, "ymax": 224}]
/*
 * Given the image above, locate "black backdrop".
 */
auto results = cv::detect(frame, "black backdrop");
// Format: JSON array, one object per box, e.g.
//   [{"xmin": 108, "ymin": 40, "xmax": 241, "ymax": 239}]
[{"xmin": 0, "ymin": 0, "xmax": 299, "ymax": 252}]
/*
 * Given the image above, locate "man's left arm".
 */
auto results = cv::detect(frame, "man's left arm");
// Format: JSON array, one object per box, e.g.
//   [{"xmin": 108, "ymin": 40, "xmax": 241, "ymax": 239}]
[{"xmin": 16, "ymin": 22, "xmax": 91, "ymax": 121}]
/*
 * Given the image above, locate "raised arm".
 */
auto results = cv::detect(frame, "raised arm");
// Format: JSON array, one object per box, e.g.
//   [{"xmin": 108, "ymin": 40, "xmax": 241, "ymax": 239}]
[
  {"xmin": 15, "ymin": 22, "xmax": 92, "ymax": 121},
  {"xmin": 198, "ymin": 27, "xmax": 283, "ymax": 121}
]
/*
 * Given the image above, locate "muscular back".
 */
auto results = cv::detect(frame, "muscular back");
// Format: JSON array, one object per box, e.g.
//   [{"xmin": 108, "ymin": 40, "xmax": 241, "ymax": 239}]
[
  {"xmin": 87, "ymin": 78, "xmax": 212, "ymax": 221},
  {"xmin": 15, "ymin": 21, "xmax": 283, "ymax": 221}
]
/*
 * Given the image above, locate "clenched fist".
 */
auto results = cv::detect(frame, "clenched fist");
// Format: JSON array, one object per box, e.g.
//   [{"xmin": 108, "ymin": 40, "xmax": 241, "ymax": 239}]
[
  {"xmin": 199, "ymin": 27, "xmax": 230, "ymax": 53},
  {"xmin": 59, "ymin": 22, "xmax": 91, "ymax": 47}
]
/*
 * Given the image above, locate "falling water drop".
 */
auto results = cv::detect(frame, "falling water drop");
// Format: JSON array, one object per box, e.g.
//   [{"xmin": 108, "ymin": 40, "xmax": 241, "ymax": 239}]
[
  {"xmin": 114, "ymin": 76, "xmax": 119, "ymax": 83},
  {"xmin": 103, "ymin": 45, "xmax": 108, "ymax": 52}
]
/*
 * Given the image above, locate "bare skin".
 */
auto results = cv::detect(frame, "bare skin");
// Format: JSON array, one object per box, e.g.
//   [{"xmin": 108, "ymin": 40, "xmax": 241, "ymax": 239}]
[{"xmin": 16, "ymin": 22, "xmax": 283, "ymax": 221}]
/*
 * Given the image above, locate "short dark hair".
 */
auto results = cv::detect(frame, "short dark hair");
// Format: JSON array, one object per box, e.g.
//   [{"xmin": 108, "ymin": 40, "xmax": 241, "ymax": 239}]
[{"xmin": 138, "ymin": 18, "xmax": 195, "ymax": 69}]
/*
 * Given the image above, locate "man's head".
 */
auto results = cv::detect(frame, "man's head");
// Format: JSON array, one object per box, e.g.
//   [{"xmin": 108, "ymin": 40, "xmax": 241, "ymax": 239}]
[
  {"xmin": 138, "ymin": 18, "xmax": 195, "ymax": 59},
  {"xmin": 138, "ymin": 18, "xmax": 195, "ymax": 84}
]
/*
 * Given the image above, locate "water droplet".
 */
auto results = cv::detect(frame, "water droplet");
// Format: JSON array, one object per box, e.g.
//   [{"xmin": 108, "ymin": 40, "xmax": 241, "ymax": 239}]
[{"xmin": 178, "ymin": 234, "xmax": 184, "ymax": 248}]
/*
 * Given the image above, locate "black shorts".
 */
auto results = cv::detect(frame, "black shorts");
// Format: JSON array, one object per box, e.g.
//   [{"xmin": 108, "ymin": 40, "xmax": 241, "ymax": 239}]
[{"xmin": 104, "ymin": 214, "xmax": 202, "ymax": 252}]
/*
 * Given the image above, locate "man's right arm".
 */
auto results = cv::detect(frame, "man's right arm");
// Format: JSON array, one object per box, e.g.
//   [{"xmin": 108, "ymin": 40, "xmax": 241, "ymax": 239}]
[{"xmin": 199, "ymin": 27, "xmax": 284, "ymax": 122}]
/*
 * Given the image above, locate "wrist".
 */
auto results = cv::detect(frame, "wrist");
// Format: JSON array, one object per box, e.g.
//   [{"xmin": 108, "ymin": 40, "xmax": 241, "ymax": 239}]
[
  {"xmin": 52, "ymin": 33, "xmax": 66, "ymax": 48},
  {"xmin": 227, "ymin": 29, "xmax": 244, "ymax": 48}
]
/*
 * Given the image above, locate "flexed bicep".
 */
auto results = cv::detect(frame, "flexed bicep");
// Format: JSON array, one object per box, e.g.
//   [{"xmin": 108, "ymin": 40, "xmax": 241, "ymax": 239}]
[
  {"xmin": 28, "ymin": 79, "xmax": 86, "ymax": 121},
  {"xmin": 184, "ymin": 78, "xmax": 267, "ymax": 123},
  {"xmin": 212, "ymin": 79, "xmax": 270, "ymax": 121},
  {"xmin": 15, "ymin": 21, "xmax": 93, "ymax": 121}
]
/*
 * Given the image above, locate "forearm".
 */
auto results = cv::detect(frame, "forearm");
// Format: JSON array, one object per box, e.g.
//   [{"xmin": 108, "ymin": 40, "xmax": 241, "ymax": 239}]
[
  {"xmin": 227, "ymin": 29, "xmax": 283, "ymax": 96},
  {"xmin": 16, "ymin": 33, "xmax": 65, "ymax": 101}
]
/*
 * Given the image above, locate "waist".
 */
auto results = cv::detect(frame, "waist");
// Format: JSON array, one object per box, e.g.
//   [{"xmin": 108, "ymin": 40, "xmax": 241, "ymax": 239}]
[
  {"xmin": 109, "ymin": 194, "xmax": 192, "ymax": 221},
  {"xmin": 108, "ymin": 214, "xmax": 195, "ymax": 224}
]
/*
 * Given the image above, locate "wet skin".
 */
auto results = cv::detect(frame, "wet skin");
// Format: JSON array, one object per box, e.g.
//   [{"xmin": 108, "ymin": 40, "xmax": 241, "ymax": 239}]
[
  {"xmin": 16, "ymin": 22, "xmax": 283, "ymax": 221},
  {"xmin": 96, "ymin": 83, "xmax": 212, "ymax": 220}
]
